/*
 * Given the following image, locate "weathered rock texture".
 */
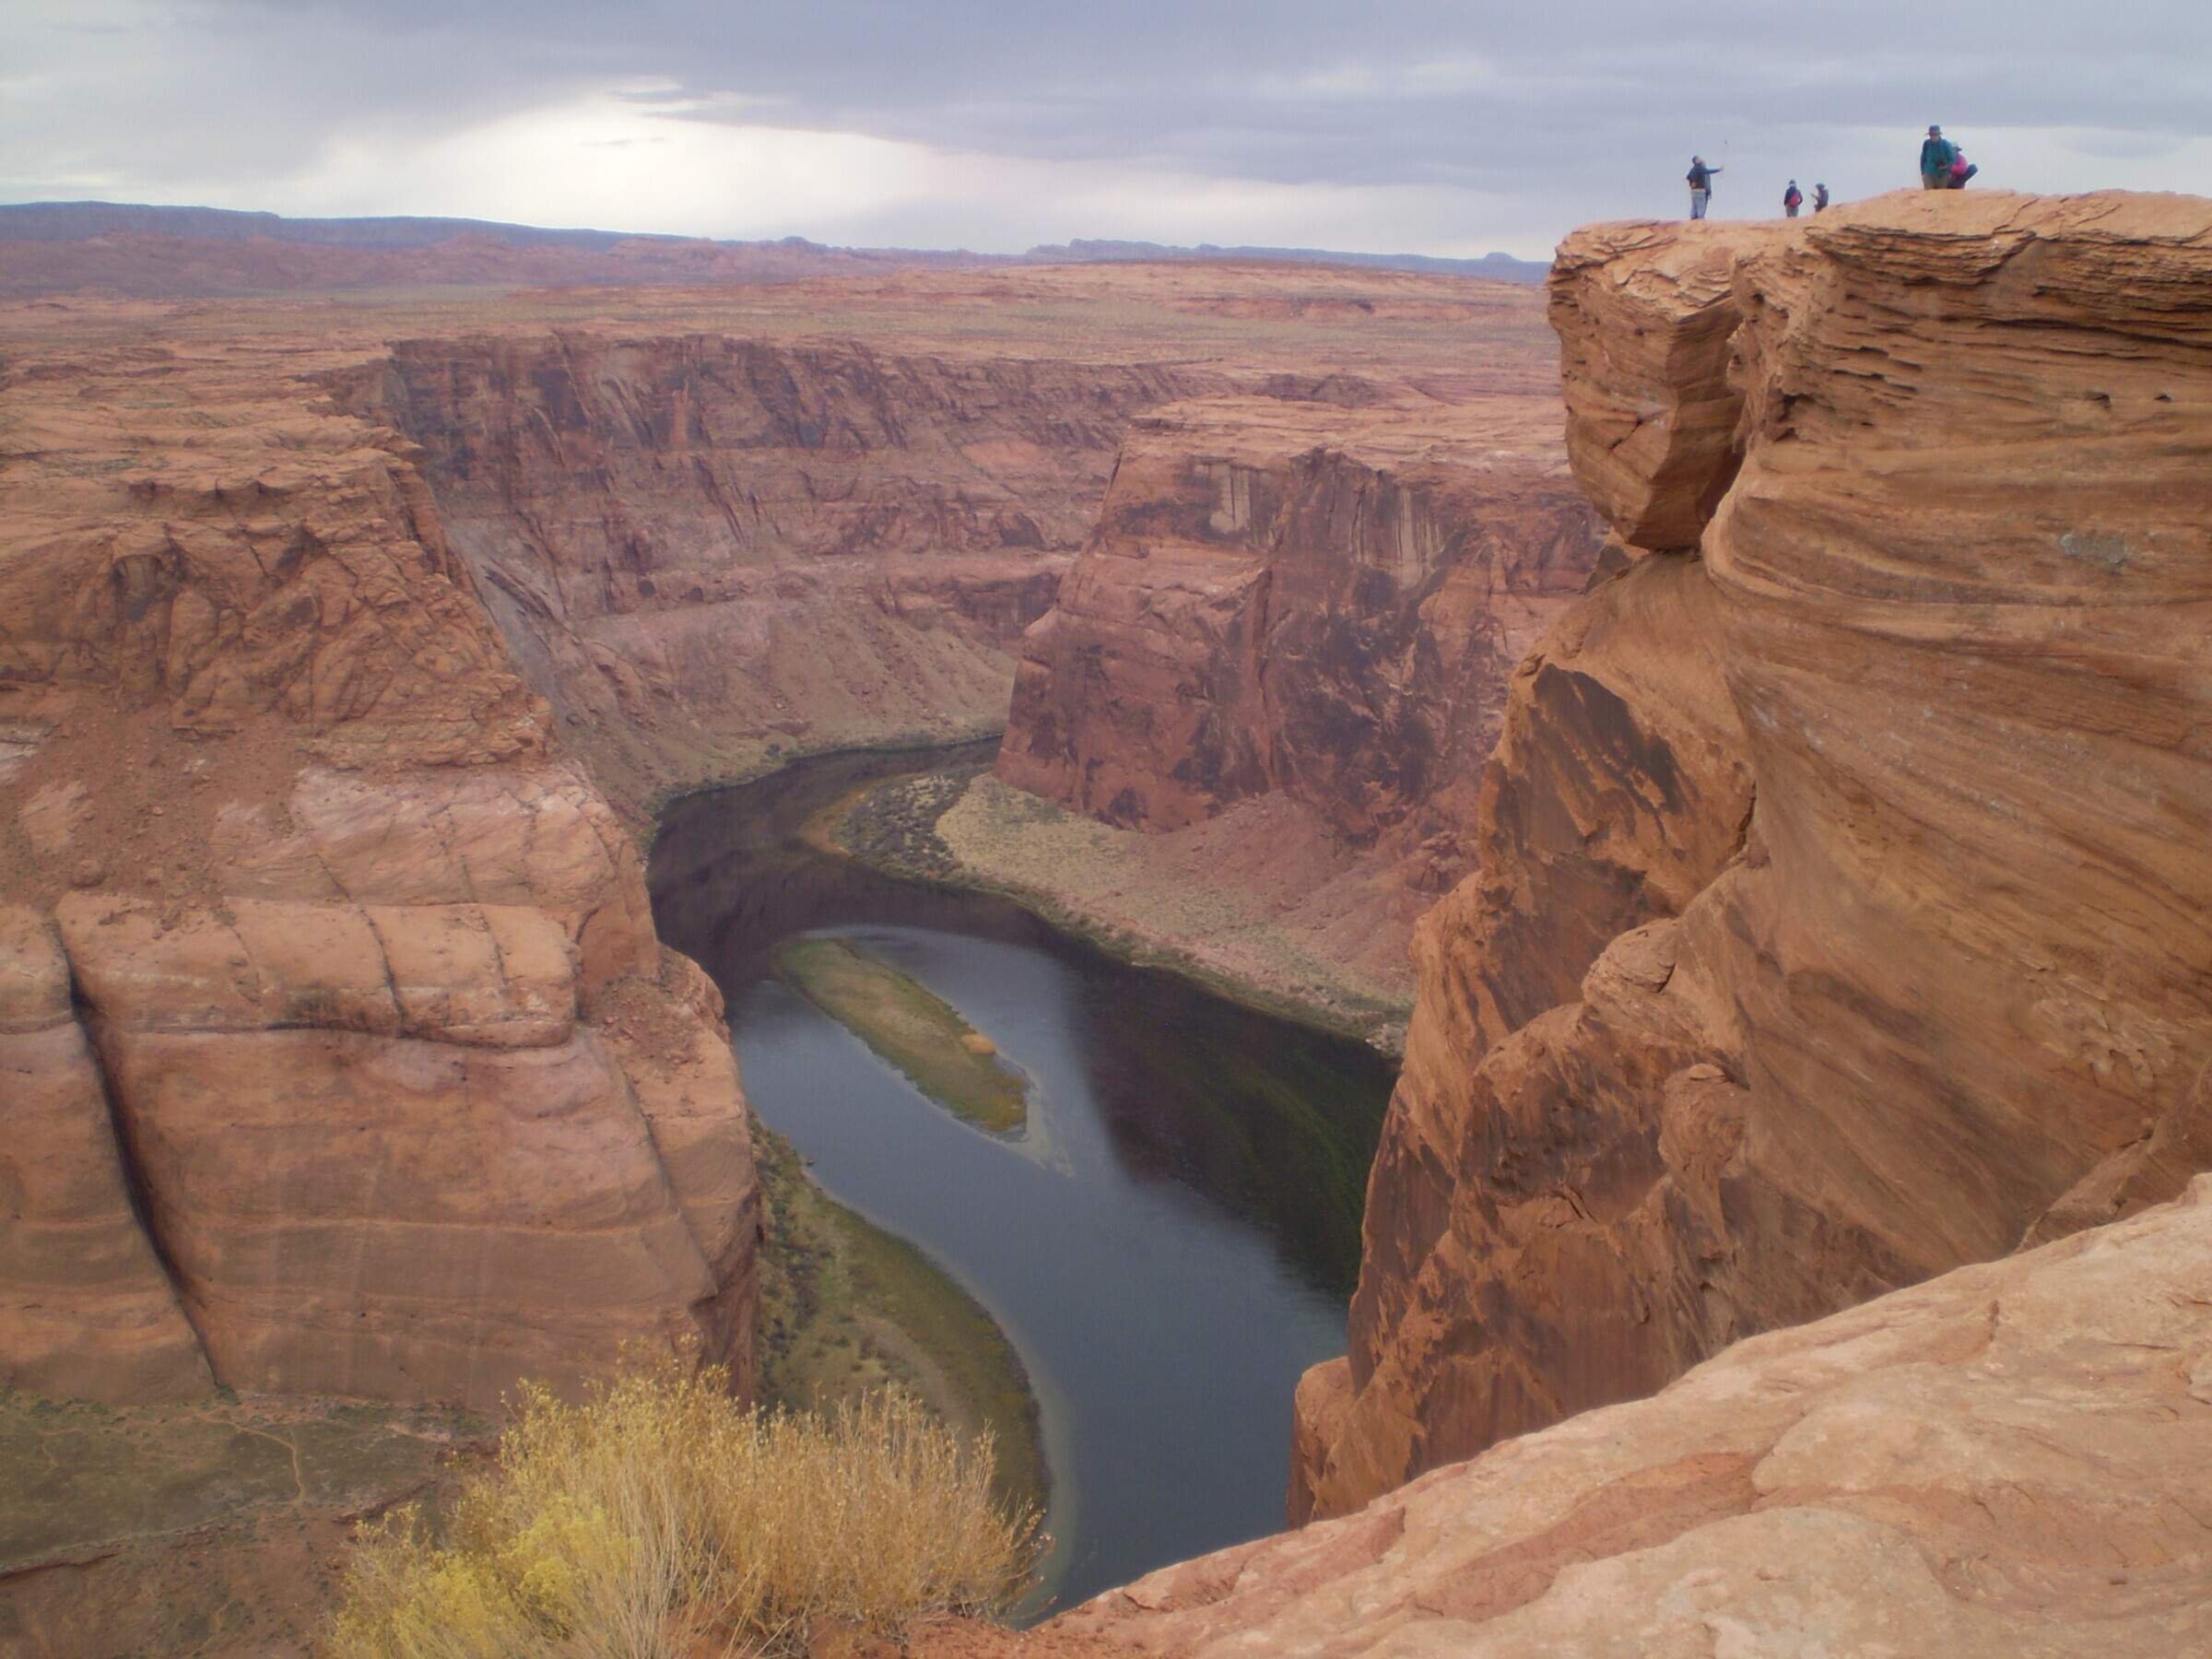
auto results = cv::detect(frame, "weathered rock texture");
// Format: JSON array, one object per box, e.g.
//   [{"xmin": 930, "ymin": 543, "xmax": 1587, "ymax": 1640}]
[
  {"xmin": 1293, "ymin": 194, "xmax": 2212, "ymax": 1521},
  {"xmin": 1060, "ymin": 1174, "xmax": 2212, "ymax": 1656},
  {"xmin": 333, "ymin": 337, "xmax": 1213, "ymax": 810},
  {"xmin": 997, "ymin": 395, "xmax": 1604, "ymax": 900},
  {"xmin": 0, "ymin": 906, "xmax": 213, "ymax": 1403},
  {"xmin": 0, "ymin": 318, "xmax": 759, "ymax": 1411}
]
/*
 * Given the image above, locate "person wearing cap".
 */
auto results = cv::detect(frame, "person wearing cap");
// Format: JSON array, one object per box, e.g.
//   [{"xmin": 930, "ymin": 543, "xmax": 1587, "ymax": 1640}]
[
  {"xmin": 1920, "ymin": 125, "xmax": 1958, "ymax": 190},
  {"xmin": 1812, "ymin": 182, "xmax": 1830, "ymax": 212}
]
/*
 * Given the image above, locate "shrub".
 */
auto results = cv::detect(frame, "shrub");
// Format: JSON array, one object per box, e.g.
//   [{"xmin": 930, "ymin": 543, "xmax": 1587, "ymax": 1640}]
[{"xmin": 327, "ymin": 1360, "xmax": 1040, "ymax": 1657}]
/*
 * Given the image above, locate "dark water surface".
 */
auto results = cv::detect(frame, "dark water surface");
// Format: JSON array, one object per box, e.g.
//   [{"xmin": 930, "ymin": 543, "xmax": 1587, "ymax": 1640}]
[{"xmin": 648, "ymin": 746, "xmax": 1395, "ymax": 1611}]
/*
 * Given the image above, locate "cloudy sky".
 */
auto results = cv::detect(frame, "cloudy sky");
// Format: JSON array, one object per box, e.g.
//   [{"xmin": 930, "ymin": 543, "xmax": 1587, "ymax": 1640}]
[{"xmin": 5, "ymin": 1, "xmax": 2207, "ymax": 258}]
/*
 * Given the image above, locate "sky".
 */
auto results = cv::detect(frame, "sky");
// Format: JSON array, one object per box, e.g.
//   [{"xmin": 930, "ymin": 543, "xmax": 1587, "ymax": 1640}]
[{"xmin": 5, "ymin": 1, "xmax": 2208, "ymax": 259}]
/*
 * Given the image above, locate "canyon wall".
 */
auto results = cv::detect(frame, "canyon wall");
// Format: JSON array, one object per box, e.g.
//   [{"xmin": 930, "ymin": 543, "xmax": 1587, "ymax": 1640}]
[
  {"xmin": 335, "ymin": 337, "xmax": 1214, "ymax": 812},
  {"xmin": 996, "ymin": 393, "xmax": 1604, "ymax": 901},
  {"xmin": 3, "ymin": 261, "xmax": 1540, "ymax": 1417},
  {"xmin": 0, "ymin": 324, "xmax": 759, "ymax": 1410},
  {"xmin": 1292, "ymin": 194, "xmax": 2212, "ymax": 1521}
]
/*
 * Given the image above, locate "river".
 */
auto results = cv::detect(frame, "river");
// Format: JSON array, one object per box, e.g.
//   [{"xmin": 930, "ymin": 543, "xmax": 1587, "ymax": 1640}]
[{"xmin": 648, "ymin": 745, "xmax": 1396, "ymax": 1613}]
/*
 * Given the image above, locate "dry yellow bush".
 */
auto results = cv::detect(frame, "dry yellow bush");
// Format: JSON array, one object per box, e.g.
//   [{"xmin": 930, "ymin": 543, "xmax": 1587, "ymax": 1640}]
[{"xmin": 327, "ymin": 1360, "xmax": 1040, "ymax": 1657}]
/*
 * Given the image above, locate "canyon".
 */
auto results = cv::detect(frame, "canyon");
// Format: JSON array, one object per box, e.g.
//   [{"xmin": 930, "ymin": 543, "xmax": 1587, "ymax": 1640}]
[
  {"xmin": 2, "ymin": 190, "xmax": 2208, "ymax": 1654},
  {"xmin": 0, "ymin": 255, "xmax": 1568, "ymax": 1644}
]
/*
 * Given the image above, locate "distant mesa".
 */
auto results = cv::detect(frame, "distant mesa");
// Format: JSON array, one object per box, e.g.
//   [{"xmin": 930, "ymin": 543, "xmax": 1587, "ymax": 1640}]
[
  {"xmin": 0, "ymin": 200, "xmax": 1547, "ymax": 297},
  {"xmin": 1023, "ymin": 237, "xmax": 1548, "ymax": 282}
]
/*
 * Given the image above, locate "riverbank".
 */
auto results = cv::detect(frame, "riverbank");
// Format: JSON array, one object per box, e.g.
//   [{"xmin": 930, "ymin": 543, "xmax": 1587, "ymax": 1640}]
[
  {"xmin": 649, "ymin": 739, "xmax": 1397, "ymax": 1606},
  {"xmin": 631, "ymin": 724, "xmax": 1008, "ymax": 846},
  {"xmin": 829, "ymin": 763, "xmax": 1414, "ymax": 1055},
  {"xmin": 748, "ymin": 1114, "xmax": 1046, "ymax": 1522}
]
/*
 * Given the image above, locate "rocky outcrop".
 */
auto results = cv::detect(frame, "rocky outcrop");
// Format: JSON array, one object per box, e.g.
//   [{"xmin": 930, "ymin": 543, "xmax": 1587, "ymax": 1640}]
[
  {"xmin": 333, "ymin": 337, "xmax": 1212, "ymax": 810},
  {"xmin": 0, "ymin": 324, "xmax": 759, "ymax": 1410},
  {"xmin": 996, "ymin": 394, "xmax": 1604, "ymax": 900},
  {"xmin": 1294, "ymin": 195, "xmax": 2212, "ymax": 1519},
  {"xmin": 1061, "ymin": 1174, "xmax": 2212, "ymax": 1656}
]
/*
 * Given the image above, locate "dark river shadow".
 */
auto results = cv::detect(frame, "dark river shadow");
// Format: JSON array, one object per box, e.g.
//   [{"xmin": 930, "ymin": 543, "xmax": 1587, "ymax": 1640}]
[{"xmin": 649, "ymin": 746, "xmax": 1397, "ymax": 1612}]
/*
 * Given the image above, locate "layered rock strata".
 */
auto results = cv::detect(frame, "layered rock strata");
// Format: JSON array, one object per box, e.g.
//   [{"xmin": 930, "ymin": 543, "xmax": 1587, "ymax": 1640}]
[
  {"xmin": 1294, "ymin": 194, "xmax": 2212, "ymax": 1519},
  {"xmin": 0, "ymin": 906, "xmax": 212, "ymax": 1403},
  {"xmin": 996, "ymin": 393, "xmax": 1604, "ymax": 918},
  {"xmin": 0, "ymin": 324, "xmax": 759, "ymax": 1410},
  {"xmin": 3, "ymin": 259, "xmax": 1557, "ymax": 1415},
  {"xmin": 334, "ymin": 338, "xmax": 1213, "ymax": 811},
  {"xmin": 1062, "ymin": 1175, "xmax": 2212, "ymax": 1655}
]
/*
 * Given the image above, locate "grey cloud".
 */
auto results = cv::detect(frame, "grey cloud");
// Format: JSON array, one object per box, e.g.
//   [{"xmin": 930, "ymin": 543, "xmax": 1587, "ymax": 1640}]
[{"xmin": 6, "ymin": 0, "xmax": 2208, "ymax": 250}]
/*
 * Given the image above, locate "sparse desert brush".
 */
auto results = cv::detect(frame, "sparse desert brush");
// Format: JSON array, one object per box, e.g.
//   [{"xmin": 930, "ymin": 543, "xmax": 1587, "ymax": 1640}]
[{"xmin": 327, "ymin": 1359, "xmax": 1040, "ymax": 1658}]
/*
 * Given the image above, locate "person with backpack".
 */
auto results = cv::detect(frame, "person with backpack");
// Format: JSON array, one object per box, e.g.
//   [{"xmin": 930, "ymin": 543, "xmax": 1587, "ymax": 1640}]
[
  {"xmin": 1920, "ymin": 124, "xmax": 1957, "ymax": 189},
  {"xmin": 1813, "ymin": 182, "xmax": 1831, "ymax": 213},
  {"xmin": 1949, "ymin": 148, "xmax": 1979, "ymax": 188},
  {"xmin": 1687, "ymin": 156, "xmax": 1723, "ymax": 219},
  {"xmin": 1783, "ymin": 181, "xmax": 1804, "ymax": 218}
]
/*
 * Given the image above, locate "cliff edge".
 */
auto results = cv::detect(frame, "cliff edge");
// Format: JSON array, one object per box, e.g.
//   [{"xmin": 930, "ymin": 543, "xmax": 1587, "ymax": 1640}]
[
  {"xmin": 1292, "ymin": 192, "xmax": 2212, "ymax": 1520},
  {"xmin": 0, "ymin": 325, "xmax": 759, "ymax": 1410},
  {"xmin": 1065, "ymin": 1173, "xmax": 2212, "ymax": 1654}
]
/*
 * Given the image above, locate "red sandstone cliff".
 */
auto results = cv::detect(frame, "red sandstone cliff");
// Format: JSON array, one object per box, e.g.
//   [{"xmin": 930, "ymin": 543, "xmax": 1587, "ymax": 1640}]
[
  {"xmin": 0, "ymin": 325, "xmax": 759, "ymax": 1410},
  {"xmin": 995, "ymin": 392, "xmax": 1604, "ymax": 910},
  {"xmin": 1292, "ymin": 194, "xmax": 2212, "ymax": 1522},
  {"xmin": 332, "ymin": 337, "xmax": 1215, "ymax": 809}
]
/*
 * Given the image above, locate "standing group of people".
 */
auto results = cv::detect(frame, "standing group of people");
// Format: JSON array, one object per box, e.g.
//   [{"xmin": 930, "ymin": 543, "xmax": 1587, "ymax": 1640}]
[
  {"xmin": 1686, "ymin": 158, "xmax": 1830, "ymax": 219},
  {"xmin": 1781, "ymin": 180, "xmax": 1829, "ymax": 218},
  {"xmin": 1685, "ymin": 127, "xmax": 1978, "ymax": 220}
]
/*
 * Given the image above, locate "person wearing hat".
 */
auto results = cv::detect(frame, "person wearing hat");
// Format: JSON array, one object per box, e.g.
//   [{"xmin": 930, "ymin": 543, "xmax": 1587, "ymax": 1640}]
[
  {"xmin": 1920, "ymin": 125, "xmax": 1958, "ymax": 190},
  {"xmin": 1812, "ymin": 182, "xmax": 1831, "ymax": 212}
]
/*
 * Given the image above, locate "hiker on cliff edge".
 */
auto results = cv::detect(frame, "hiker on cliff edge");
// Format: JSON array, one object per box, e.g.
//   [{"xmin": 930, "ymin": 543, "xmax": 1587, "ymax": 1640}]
[
  {"xmin": 1687, "ymin": 156, "xmax": 1723, "ymax": 219},
  {"xmin": 1813, "ymin": 182, "xmax": 1830, "ymax": 213},
  {"xmin": 1783, "ymin": 181, "xmax": 1804, "ymax": 218},
  {"xmin": 1920, "ymin": 125, "xmax": 1958, "ymax": 189}
]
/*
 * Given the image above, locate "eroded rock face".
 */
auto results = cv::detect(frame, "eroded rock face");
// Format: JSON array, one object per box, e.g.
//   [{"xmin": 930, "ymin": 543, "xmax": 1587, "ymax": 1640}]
[
  {"xmin": 996, "ymin": 394, "xmax": 1604, "ymax": 898},
  {"xmin": 334, "ymin": 336, "xmax": 1213, "ymax": 809},
  {"xmin": 1295, "ymin": 196, "xmax": 2212, "ymax": 1519},
  {"xmin": 0, "ymin": 327, "xmax": 759, "ymax": 1410},
  {"xmin": 0, "ymin": 907, "xmax": 213, "ymax": 1403},
  {"xmin": 1062, "ymin": 1175, "xmax": 2212, "ymax": 1656}
]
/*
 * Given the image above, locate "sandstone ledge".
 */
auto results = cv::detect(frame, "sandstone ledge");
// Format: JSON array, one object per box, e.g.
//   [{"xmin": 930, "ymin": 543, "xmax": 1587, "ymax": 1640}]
[{"xmin": 1058, "ymin": 1176, "xmax": 2212, "ymax": 1656}]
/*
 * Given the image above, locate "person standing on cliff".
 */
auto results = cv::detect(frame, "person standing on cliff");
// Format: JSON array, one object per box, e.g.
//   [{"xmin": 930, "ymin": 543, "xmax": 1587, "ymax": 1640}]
[
  {"xmin": 1687, "ymin": 156, "xmax": 1722, "ymax": 219},
  {"xmin": 1783, "ymin": 181, "xmax": 1804, "ymax": 218},
  {"xmin": 1813, "ymin": 182, "xmax": 1831, "ymax": 212},
  {"xmin": 1920, "ymin": 125, "xmax": 1958, "ymax": 189}
]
